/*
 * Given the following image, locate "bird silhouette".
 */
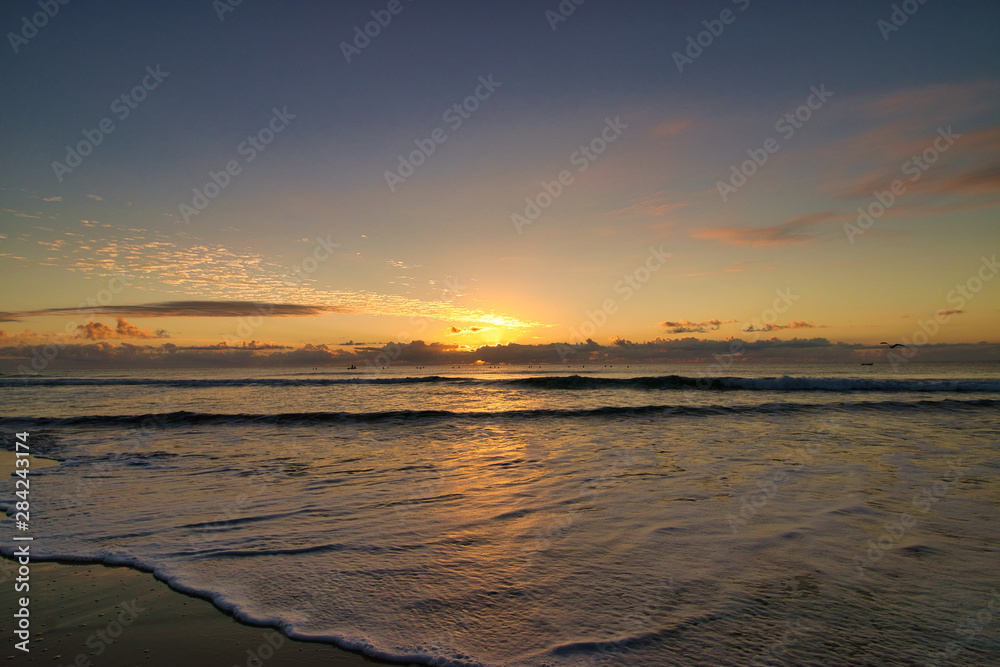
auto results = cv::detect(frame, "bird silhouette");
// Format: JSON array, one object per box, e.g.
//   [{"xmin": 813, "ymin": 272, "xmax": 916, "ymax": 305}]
[{"xmin": 880, "ymin": 341, "xmax": 905, "ymax": 348}]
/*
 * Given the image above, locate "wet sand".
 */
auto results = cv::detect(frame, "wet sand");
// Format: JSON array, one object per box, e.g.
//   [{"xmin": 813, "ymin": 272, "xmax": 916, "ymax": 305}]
[
  {"xmin": 2, "ymin": 451, "xmax": 397, "ymax": 666},
  {"xmin": 1, "ymin": 559, "xmax": 398, "ymax": 666}
]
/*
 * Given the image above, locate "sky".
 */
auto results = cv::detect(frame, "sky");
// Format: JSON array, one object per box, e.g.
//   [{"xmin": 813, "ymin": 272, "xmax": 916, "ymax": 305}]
[{"xmin": 1, "ymin": 0, "xmax": 999, "ymax": 369}]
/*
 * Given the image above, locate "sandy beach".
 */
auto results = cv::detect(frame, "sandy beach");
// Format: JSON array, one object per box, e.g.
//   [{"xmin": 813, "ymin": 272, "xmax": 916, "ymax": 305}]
[
  {"xmin": 1, "ymin": 558, "xmax": 394, "ymax": 666},
  {"xmin": 2, "ymin": 453, "xmax": 392, "ymax": 665}
]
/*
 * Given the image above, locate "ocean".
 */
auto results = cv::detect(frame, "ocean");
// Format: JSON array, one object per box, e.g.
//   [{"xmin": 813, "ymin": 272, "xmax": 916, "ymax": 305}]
[{"xmin": 2, "ymin": 362, "xmax": 999, "ymax": 666}]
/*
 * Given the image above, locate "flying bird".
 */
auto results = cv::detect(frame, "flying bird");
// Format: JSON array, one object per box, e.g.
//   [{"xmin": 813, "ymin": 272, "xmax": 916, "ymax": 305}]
[{"xmin": 880, "ymin": 342, "xmax": 905, "ymax": 348}]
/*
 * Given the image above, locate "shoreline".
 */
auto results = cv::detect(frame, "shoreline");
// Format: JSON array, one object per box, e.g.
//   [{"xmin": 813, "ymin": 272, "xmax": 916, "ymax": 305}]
[{"xmin": 1, "ymin": 557, "xmax": 400, "ymax": 666}]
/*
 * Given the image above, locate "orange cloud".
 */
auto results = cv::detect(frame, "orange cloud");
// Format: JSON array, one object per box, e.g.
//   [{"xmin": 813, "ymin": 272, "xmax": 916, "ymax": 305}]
[
  {"xmin": 828, "ymin": 84, "xmax": 1000, "ymax": 204},
  {"xmin": 0, "ymin": 330, "xmax": 51, "ymax": 344},
  {"xmin": 693, "ymin": 212, "xmax": 837, "ymax": 247},
  {"xmin": 2, "ymin": 301, "xmax": 346, "ymax": 321},
  {"xmin": 597, "ymin": 191, "xmax": 692, "ymax": 237},
  {"xmin": 76, "ymin": 318, "xmax": 167, "ymax": 340},
  {"xmin": 918, "ymin": 162, "xmax": 1000, "ymax": 197},
  {"xmin": 20, "ymin": 227, "xmax": 543, "ymax": 329},
  {"xmin": 651, "ymin": 118, "xmax": 694, "ymax": 138},
  {"xmin": 871, "ymin": 80, "xmax": 1000, "ymax": 119},
  {"xmin": 743, "ymin": 321, "xmax": 824, "ymax": 332},
  {"xmin": 659, "ymin": 318, "xmax": 738, "ymax": 334},
  {"xmin": 615, "ymin": 192, "xmax": 692, "ymax": 220}
]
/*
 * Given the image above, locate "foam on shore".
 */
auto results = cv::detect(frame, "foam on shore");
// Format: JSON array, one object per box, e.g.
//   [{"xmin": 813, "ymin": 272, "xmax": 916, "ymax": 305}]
[{"xmin": 0, "ymin": 558, "xmax": 394, "ymax": 666}]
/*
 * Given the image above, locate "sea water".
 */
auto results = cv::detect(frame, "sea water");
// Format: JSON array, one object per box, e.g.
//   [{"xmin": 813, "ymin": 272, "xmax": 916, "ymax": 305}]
[{"xmin": 2, "ymin": 362, "xmax": 999, "ymax": 665}]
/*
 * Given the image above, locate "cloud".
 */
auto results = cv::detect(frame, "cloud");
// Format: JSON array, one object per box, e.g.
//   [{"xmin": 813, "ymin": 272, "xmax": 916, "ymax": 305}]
[
  {"xmin": 870, "ymin": 80, "xmax": 1000, "ymax": 119},
  {"xmin": 387, "ymin": 259, "xmax": 421, "ymax": 269},
  {"xmin": 86, "ymin": 194, "xmax": 103, "ymax": 201},
  {"xmin": 600, "ymin": 191, "xmax": 692, "ymax": 236},
  {"xmin": 0, "ymin": 329, "xmax": 52, "ymax": 344},
  {"xmin": 19, "ymin": 227, "xmax": 543, "ymax": 329},
  {"xmin": 839, "ymin": 155, "xmax": 1000, "ymax": 205},
  {"xmin": 164, "ymin": 340, "xmax": 289, "ymax": 351},
  {"xmin": 743, "ymin": 321, "xmax": 823, "ymax": 332},
  {"xmin": 449, "ymin": 326, "xmax": 486, "ymax": 334},
  {"xmin": 936, "ymin": 309, "xmax": 964, "ymax": 317},
  {"xmin": 42, "ymin": 196, "xmax": 62, "ymax": 202},
  {"xmin": 920, "ymin": 161, "xmax": 1000, "ymax": 198},
  {"xmin": 659, "ymin": 318, "xmax": 737, "ymax": 334},
  {"xmin": 5, "ymin": 337, "xmax": 997, "ymax": 370},
  {"xmin": 692, "ymin": 212, "xmax": 837, "ymax": 248},
  {"xmin": 2, "ymin": 301, "xmax": 346, "ymax": 321},
  {"xmin": 651, "ymin": 118, "xmax": 694, "ymax": 138},
  {"xmin": 76, "ymin": 318, "xmax": 167, "ymax": 340},
  {"xmin": 351, "ymin": 340, "xmax": 465, "ymax": 364},
  {"xmin": 2, "ymin": 208, "xmax": 41, "ymax": 219},
  {"xmin": 833, "ymin": 82, "xmax": 1000, "ymax": 169},
  {"xmin": 826, "ymin": 85, "xmax": 1000, "ymax": 216}
]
